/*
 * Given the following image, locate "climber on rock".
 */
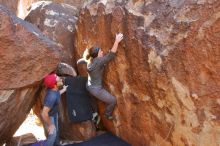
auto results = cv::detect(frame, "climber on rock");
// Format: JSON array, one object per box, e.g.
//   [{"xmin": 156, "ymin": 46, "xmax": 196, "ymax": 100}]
[
  {"xmin": 77, "ymin": 33, "xmax": 123, "ymax": 120},
  {"xmin": 41, "ymin": 73, "xmax": 68, "ymax": 146}
]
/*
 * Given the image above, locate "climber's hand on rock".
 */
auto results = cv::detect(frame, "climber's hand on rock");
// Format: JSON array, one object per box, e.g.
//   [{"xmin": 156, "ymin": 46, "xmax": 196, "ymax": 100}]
[{"xmin": 115, "ymin": 33, "xmax": 123, "ymax": 43}]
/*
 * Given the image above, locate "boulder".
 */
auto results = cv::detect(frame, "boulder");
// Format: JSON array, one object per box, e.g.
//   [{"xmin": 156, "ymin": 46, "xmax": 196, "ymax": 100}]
[
  {"xmin": 0, "ymin": 5, "xmax": 61, "ymax": 90},
  {"xmin": 75, "ymin": 1, "xmax": 220, "ymax": 146},
  {"xmin": 56, "ymin": 62, "xmax": 77, "ymax": 76},
  {"xmin": 0, "ymin": 87, "xmax": 39, "ymax": 144},
  {"xmin": 25, "ymin": 1, "xmax": 78, "ymax": 64}
]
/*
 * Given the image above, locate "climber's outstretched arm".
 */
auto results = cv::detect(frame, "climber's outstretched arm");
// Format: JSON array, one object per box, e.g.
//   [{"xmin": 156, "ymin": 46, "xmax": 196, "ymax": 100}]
[
  {"xmin": 98, "ymin": 33, "xmax": 123, "ymax": 65},
  {"xmin": 110, "ymin": 33, "xmax": 123, "ymax": 53}
]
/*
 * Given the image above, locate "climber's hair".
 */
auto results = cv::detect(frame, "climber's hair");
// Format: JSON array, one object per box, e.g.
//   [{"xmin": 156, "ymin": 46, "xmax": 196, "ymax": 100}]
[{"xmin": 85, "ymin": 47, "xmax": 100, "ymax": 60}]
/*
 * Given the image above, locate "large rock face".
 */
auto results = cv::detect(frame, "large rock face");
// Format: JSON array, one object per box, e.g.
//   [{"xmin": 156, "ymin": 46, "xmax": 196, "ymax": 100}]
[
  {"xmin": 0, "ymin": 5, "xmax": 61, "ymax": 89},
  {"xmin": 0, "ymin": 5, "xmax": 61, "ymax": 144},
  {"xmin": 75, "ymin": 1, "xmax": 220, "ymax": 146},
  {"xmin": 25, "ymin": 1, "xmax": 78, "ymax": 64}
]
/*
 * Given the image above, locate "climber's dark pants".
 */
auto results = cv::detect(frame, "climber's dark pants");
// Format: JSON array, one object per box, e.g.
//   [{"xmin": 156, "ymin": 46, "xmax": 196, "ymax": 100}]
[{"xmin": 86, "ymin": 86, "xmax": 116, "ymax": 116}]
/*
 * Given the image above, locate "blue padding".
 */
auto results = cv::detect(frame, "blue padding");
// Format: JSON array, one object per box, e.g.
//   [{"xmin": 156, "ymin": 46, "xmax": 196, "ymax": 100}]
[
  {"xmin": 65, "ymin": 76, "xmax": 93, "ymax": 122},
  {"xmin": 65, "ymin": 132, "xmax": 131, "ymax": 146}
]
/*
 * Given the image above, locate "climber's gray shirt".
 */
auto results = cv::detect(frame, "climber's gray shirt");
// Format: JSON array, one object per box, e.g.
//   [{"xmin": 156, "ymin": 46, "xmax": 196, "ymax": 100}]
[{"xmin": 77, "ymin": 52, "xmax": 116, "ymax": 87}]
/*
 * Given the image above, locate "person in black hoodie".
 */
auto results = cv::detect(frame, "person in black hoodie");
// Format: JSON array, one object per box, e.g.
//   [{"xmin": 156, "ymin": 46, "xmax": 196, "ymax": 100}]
[{"xmin": 77, "ymin": 33, "xmax": 123, "ymax": 120}]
